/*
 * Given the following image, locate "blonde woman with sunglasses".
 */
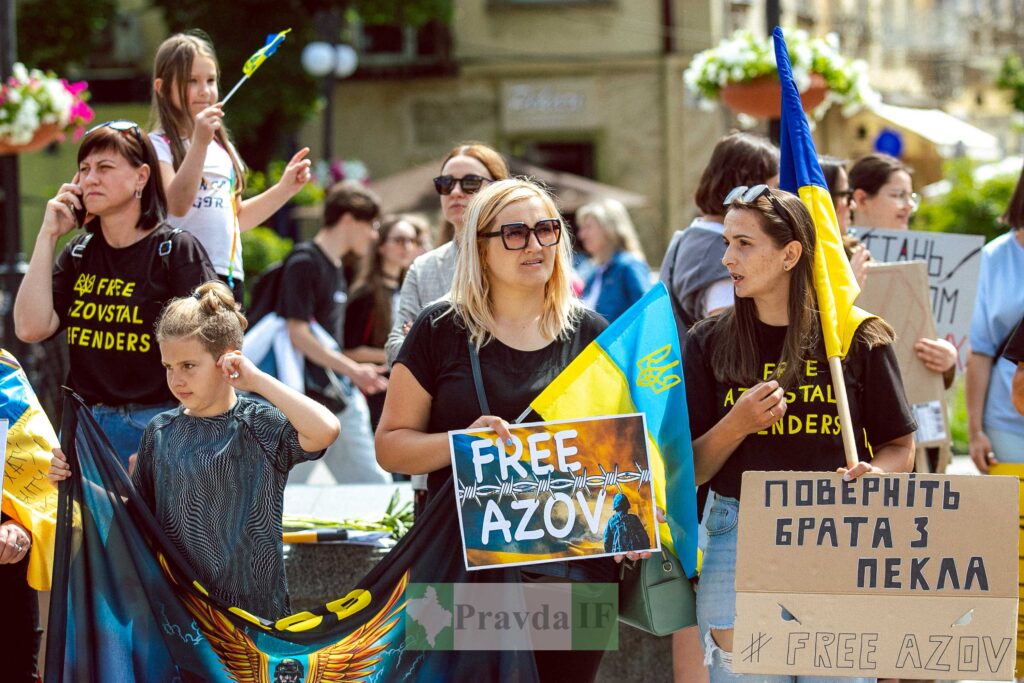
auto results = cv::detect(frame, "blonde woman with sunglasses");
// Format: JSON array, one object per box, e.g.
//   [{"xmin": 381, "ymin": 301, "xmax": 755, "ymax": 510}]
[
  {"xmin": 377, "ymin": 178, "xmax": 616, "ymax": 682},
  {"xmin": 14, "ymin": 121, "xmax": 216, "ymax": 465}
]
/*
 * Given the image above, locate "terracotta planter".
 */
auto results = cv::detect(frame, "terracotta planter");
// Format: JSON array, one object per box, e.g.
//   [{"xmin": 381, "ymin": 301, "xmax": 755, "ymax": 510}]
[
  {"xmin": 719, "ymin": 73, "xmax": 828, "ymax": 119},
  {"xmin": 0, "ymin": 123, "xmax": 63, "ymax": 156}
]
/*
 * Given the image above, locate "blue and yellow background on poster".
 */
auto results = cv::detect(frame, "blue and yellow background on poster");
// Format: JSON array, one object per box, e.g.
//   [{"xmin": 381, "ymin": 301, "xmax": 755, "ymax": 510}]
[{"xmin": 449, "ymin": 414, "xmax": 660, "ymax": 570}]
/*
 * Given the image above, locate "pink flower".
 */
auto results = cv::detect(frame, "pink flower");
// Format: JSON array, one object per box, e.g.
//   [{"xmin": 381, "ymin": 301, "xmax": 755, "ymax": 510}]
[{"xmin": 62, "ymin": 79, "xmax": 89, "ymax": 97}]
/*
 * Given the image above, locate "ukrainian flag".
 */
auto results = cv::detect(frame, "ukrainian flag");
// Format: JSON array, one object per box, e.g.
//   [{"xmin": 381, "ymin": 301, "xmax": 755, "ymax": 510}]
[
  {"xmin": 0, "ymin": 350, "xmax": 59, "ymax": 590},
  {"xmin": 530, "ymin": 284, "xmax": 698, "ymax": 576},
  {"xmin": 773, "ymin": 27, "xmax": 871, "ymax": 360}
]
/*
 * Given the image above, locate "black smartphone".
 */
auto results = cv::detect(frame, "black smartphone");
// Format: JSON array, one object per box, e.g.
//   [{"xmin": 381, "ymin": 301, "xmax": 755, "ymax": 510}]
[{"xmin": 74, "ymin": 203, "xmax": 87, "ymax": 228}]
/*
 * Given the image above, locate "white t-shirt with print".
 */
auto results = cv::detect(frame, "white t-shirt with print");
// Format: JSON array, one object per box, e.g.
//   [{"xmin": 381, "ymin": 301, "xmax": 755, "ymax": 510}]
[{"xmin": 150, "ymin": 132, "xmax": 243, "ymax": 281}]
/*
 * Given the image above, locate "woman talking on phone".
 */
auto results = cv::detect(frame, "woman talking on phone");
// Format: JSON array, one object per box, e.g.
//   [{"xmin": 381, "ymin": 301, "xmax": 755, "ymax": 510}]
[{"xmin": 14, "ymin": 121, "xmax": 216, "ymax": 466}]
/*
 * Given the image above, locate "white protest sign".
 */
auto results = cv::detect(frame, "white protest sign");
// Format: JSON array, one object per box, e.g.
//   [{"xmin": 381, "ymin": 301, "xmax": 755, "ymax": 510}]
[
  {"xmin": 733, "ymin": 471, "xmax": 1018, "ymax": 680},
  {"xmin": 850, "ymin": 228, "xmax": 985, "ymax": 369}
]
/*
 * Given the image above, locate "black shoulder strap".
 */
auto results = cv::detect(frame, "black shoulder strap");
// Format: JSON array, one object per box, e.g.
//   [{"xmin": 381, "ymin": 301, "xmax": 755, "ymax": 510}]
[
  {"xmin": 158, "ymin": 227, "xmax": 183, "ymax": 274},
  {"xmin": 467, "ymin": 337, "xmax": 490, "ymax": 415},
  {"xmin": 69, "ymin": 233, "xmax": 94, "ymax": 275}
]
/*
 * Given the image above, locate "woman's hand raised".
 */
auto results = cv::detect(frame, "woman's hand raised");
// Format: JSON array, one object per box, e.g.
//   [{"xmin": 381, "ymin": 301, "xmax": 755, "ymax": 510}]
[
  {"xmin": 43, "ymin": 173, "xmax": 85, "ymax": 239},
  {"xmin": 727, "ymin": 379, "xmax": 787, "ymax": 436}
]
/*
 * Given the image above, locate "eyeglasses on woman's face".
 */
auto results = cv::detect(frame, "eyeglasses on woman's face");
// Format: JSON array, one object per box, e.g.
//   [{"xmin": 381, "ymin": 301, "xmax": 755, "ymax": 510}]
[
  {"xmin": 883, "ymin": 190, "xmax": 920, "ymax": 212},
  {"xmin": 433, "ymin": 174, "xmax": 490, "ymax": 196},
  {"xmin": 478, "ymin": 218, "xmax": 562, "ymax": 250}
]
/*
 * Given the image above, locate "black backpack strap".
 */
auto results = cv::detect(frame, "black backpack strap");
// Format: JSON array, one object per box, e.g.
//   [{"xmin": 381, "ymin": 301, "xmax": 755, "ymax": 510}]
[
  {"xmin": 68, "ymin": 233, "xmax": 94, "ymax": 275},
  {"xmin": 467, "ymin": 337, "xmax": 491, "ymax": 415},
  {"xmin": 158, "ymin": 228, "xmax": 183, "ymax": 273}
]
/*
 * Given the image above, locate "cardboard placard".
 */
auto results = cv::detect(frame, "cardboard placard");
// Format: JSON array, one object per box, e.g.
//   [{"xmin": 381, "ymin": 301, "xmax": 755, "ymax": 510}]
[
  {"xmin": 988, "ymin": 463, "xmax": 1024, "ymax": 675},
  {"xmin": 448, "ymin": 414, "xmax": 660, "ymax": 571},
  {"xmin": 850, "ymin": 227, "xmax": 985, "ymax": 369},
  {"xmin": 856, "ymin": 260, "xmax": 949, "ymax": 447},
  {"xmin": 733, "ymin": 471, "xmax": 1019, "ymax": 680}
]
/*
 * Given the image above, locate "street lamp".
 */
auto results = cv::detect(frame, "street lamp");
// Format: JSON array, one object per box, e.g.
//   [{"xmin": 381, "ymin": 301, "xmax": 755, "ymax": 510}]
[{"xmin": 301, "ymin": 42, "xmax": 358, "ymax": 165}]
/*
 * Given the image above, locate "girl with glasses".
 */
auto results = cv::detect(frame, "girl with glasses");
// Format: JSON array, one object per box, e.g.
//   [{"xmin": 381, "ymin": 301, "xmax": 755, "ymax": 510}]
[
  {"xmin": 849, "ymin": 153, "xmax": 959, "ymax": 473},
  {"xmin": 377, "ymin": 179, "xmax": 615, "ymax": 681},
  {"xmin": 575, "ymin": 198, "xmax": 651, "ymax": 323},
  {"xmin": 344, "ymin": 214, "xmax": 431, "ymax": 431},
  {"xmin": 685, "ymin": 187, "xmax": 916, "ymax": 683},
  {"xmin": 14, "ymin": 122, "xmax": 217, "ymax": 467},
  {"xmin": 383, "ymin": 142, "xmax": 510, "ymax": 366}
]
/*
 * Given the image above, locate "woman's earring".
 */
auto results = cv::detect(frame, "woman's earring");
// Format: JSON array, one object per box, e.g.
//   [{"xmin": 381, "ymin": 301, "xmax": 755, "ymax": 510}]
[{"xmin": 135, "ymin": 188, "xmax": 143, "ymax": 199}]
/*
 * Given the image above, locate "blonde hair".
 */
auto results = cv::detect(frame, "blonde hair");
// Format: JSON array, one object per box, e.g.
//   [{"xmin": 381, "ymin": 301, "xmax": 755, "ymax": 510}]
[
  {"xmin": 575, "ymin": 198, "xmax": 647, "ymax": 263},
  {"xmin": 156, "ymin": 281, "xmax": 247, "ymax": 357},
  {"xmin": 450, "ymin": 178, "xmax": 583, "ymax": 349}
]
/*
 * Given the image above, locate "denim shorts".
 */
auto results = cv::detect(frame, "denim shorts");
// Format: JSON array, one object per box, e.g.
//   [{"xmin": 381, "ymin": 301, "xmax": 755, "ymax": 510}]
[
  {"xmin": 696, "ymin": 493, "xmax": 875, "ymax": 683},
  {"xmin": 91, "ymin": 403, "xmax": 176, "ymax": 468}
]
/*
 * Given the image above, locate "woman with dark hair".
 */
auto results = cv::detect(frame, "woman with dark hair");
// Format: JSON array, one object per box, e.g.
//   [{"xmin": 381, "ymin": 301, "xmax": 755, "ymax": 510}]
[
  {"xmin": 848, "ymin": 153, "xmax": 918, "ymax": 231},
  {"xmin": 660, "ymin": 132, "xmax": 779, "ymax": 335},
  {"xmin": 966, "ymin": 166, "xmax": 1024, "ymax": 471},
  {"xmin": 345, "ymin": 214, "xmax": 430, "ymax": 429},
  {"xmin": 384, "ymin": 141, "xmax": 510, "ymax": 365},
  {"xmin": 686, "ymin": 185, "xmax": 916, "ymax": 682},
  {"xmin": 14, "ymin": 121, "xmax": 216, "ymax": 465},
  {"xmin": 849, "ymin": 153, "xmax": 958, "ymax": 474}
]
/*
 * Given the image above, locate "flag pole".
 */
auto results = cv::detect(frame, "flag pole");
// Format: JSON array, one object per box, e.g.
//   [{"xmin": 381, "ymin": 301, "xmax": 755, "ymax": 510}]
[{"xmin": 828, "ymin": 355, "xmax": 859, "ymax": 469}]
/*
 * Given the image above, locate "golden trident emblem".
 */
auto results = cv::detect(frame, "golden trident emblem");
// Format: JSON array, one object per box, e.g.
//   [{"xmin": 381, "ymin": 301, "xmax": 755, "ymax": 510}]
[{"xmin": 636, "ymin": 345, "xmax": 681, "ymax": 394}]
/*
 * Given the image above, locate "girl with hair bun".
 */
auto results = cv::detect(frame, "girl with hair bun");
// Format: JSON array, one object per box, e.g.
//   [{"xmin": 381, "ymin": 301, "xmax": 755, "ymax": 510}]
[{"xmin": 49, "ymin": 280, "xmax": 340, "ymax": 620}]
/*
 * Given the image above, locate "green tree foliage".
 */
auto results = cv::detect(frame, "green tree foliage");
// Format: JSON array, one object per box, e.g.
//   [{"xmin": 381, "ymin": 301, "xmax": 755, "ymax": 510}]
[
  {"xmin": 15, "ymin": 0, "xmax": 118, "ymax": 72},
  {"xmin": 152, "ymin": 0, "xmax": 451, "ymax": 171},
  {"xmin": 997, "ymin": 54, "xmax": 1024, "ymax": 114},
  {"xmin": 914, "ymin": 159, "xmax": 1018, "ymax": 244},
  {"xmin": 240, "ymin": 227, "xmax": 294, "ymax": 283}
]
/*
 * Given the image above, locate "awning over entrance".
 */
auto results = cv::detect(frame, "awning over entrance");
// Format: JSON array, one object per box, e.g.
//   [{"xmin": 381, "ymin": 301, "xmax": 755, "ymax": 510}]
[
  {"xmin": 369, "ymin": 158, "xmax": 648, "ymax": 215},
  {"xmin": 870, "ymin": 102, "xmax": 1001, "ymax": 161}
]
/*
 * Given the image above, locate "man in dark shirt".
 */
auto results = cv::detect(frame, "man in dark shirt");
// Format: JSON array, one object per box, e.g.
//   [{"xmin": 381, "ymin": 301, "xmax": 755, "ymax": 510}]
[{"xmin": 276, "ymin": 181, "xmax": 390, "ymax": 483}]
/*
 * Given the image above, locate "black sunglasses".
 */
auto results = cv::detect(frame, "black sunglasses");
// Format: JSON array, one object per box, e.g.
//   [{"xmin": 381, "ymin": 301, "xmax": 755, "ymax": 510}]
[
  {"xmin": 433, "ymin": 174, "xmax": 490, "ymax": 196},
  {"xmin": 479, "ymin": 219, "xmax": 562, "ymax": 251},
  {"xmin": 832, "ymin": 189, "xmax": 854, "ymax": 201},
  {"xmin": 724, "ymin": 184, "xmax": 788, "ymax": 217},
  {"xmin": 83, "ymin": 120, "xmax": 144, "ymax": 145}
]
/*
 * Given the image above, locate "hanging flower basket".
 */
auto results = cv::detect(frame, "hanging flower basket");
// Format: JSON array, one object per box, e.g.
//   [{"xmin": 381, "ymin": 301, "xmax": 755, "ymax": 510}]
[
  {"xmin": 0, "ymin": 123, "xmax": 62, "ymax": 155},
  {"xmin": 684, "ymin": 29, "xmax": 878, "ymax": 120},
  {"xmin": 0, "ymin": 63, "xmax": 93, "ymax": 156},
  {"xmin": 720, "ymin": 73, "xmax": 828, "ymax": 119}
]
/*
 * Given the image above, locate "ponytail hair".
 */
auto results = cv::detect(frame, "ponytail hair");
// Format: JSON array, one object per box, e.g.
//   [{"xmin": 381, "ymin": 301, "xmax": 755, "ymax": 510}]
[{"xmin": 156, "ymin": 280, "xmax": 247, "ymax": 357}]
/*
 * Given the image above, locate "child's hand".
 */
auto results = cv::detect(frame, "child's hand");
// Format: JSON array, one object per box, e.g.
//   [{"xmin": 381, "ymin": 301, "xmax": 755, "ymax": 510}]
[
  {"xmin": 277, "ymin": 148, "xmax": 312, "ymax": 196},
  {"xmin": 192, "ymin": 103, "xmax": 224, "ymax": 147},
  {"xmin": 48, "ymin": 447, "xmax": 71, "ymax": 482},
  {"xmin": 217, "ymin": 351, "xmax": 263, "ymax": 393}
]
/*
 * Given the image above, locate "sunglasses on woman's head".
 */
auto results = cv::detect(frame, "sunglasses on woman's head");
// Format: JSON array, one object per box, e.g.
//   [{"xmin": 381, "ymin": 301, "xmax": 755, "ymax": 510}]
[
  {"xmin": 478, "ymin": 219, "xmax": 562, "ymax": 250},
  {"xmin": 83, "ymin": 120, "xmax": 144, "ymax": 145},
  {"xmin": 433, "ymin": 174, "xmax": 490, "ymax": 196},
  {"xmin": 724, "ymin": 184, "xmax": 787, "ymax": 217}
]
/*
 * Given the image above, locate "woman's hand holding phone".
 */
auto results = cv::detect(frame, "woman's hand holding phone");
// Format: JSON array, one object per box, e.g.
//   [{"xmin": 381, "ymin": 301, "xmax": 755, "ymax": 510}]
[{"xmin": 43, "ymin": 172, "xmax": 87, "ymax": 238}]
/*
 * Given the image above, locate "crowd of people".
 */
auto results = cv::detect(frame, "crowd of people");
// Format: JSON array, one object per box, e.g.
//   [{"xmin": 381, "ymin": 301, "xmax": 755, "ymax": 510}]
[{"xmin": 3, "ymin": 28, "xmax": 1024, "ymax": 683}]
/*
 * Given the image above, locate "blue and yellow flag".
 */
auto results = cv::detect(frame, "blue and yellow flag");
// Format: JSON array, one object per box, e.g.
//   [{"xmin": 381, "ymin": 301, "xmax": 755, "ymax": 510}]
[
  {"xmin": 530, "ymin": 284, "xmax": 698, "ymax": 577},
  {"xmin": 773, "ymin": 27, "xmax": 871, "ymax": 360},
  {"xmin": 46, "ymin": 391, "xmax": 535, "ymax": 681},
  {"xmin": 243, "ymin": 29, "xmax": 291, "ymax": 77},
  {"xmin": 0, "ymin": 350, "xmax": 59, "ymax": 590}
]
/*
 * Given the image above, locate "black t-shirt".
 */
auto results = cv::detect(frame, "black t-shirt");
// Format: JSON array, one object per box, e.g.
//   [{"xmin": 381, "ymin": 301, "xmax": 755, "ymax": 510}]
[
  {"xmin": 344, "ymin": 283, "xmax": 398, "ymax": 350},
  {"xmin": 52, "ymin": 224, "xmax": 216, "ymax": 406},
  {"xmin": 274, "ymin": 241, "xmax": 347, "ymax": 342},
  {"xmin": 396, "ymin": 302, "xmax": 608, "ymax": 498},
  {"xmin": 1004, "ymin": 317, "xmax": 1024, "ymax": 364},
  {"xmin": 684, "ymin": 316, "xmax": 918, "ymax": 500}
]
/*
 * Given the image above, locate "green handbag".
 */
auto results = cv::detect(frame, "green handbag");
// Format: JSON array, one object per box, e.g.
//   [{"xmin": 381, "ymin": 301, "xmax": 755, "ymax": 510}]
[{"xmin": 618, "ymin": 549, "xmax": 697, "ymax": 636}]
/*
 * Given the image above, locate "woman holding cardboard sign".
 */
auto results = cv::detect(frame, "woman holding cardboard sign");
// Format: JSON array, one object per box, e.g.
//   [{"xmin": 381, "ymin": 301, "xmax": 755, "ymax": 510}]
[
  {"xmin": 684, "ymin": 185, "xmax": 916, "ymax": 682},
  {"xmin": 377, "ymin": 178, "xmax": 616, "ymax": 681}
]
